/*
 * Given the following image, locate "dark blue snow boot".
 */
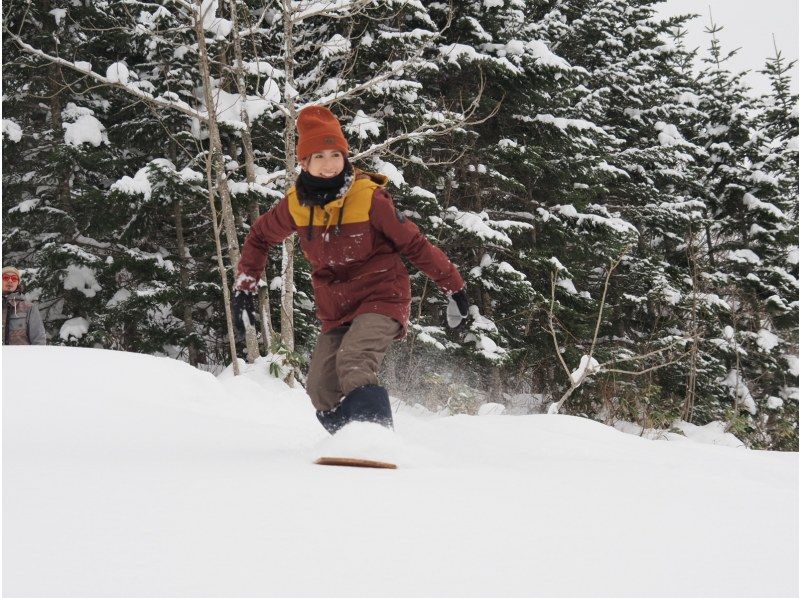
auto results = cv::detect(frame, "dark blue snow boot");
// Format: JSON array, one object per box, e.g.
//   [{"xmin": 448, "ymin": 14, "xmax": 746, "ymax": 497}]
[
  {"xmin": 316, "ymin": 405, "xmax": 349, "ymax": 435},
  {"xmin": 316, "ymin": 385, "xmax": 394, "ymax": 435},
  {"xmin": 341, "ymin": 384, "xmax": 394, "ymax": 430}
]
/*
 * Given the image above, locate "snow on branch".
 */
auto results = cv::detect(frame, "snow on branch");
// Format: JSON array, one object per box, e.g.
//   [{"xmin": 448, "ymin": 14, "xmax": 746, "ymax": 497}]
[
  {"xmin": 2, "ymin": 119, "xmax": 22, "ymax": 142},
  {"xmin": 312, "ymin": 52, "xmax": 429, "ymax": 107},
  {"xmin": 553, "ymin": 203, "xmax": 639, "ymax": 237},
  {"xmin": 350, "ymin": 70, "xmax": 497, "ymax": 165},
  {"xmin": 445, "ymin": 209, "xmax": 513, "ymax": 245},
  {"xmin": 523, "ymin": 114, "xmax": 614, "ymax": 137},
  {"xmin": 196, "ymin": 0, "xmax": 233, "ymax": 38},
  {"xmin": 7, "ymin": 33, "xmax": 206, "ymax": 123},
  {"xmin": 309, "ymin": 4, "xmax": 452, "ymax": 107},
  {"xmin": 439, "ymin": 43, "xmax": 521, "ymax": 75},
  {"xmin": 290, "ymin": 0, "xmax": 374, "ymax": 24}
]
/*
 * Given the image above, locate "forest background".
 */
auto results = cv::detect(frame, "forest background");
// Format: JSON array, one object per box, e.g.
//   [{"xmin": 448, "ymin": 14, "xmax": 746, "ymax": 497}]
[{"xmin": 2, "ymin": 0, "xmax": 798, "ymax": 449}]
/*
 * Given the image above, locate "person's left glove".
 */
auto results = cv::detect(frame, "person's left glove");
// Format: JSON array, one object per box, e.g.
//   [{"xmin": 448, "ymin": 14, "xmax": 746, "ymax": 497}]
[
  {"xmin": 447, "ymin": 288, "xmax": 470, "ymax": 328},
  {"xmin": 232, "ymin": 290, "xmax": 257, "ymax": 341}
]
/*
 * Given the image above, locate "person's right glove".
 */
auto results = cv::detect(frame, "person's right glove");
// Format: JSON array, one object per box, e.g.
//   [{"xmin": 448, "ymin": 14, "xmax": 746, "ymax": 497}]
[
  {"xmin": 446, "ymin": 288, "xmax": 470, "ymax": 328},
  {"xmin": 232, "ymin": 290, "xmax": 257, "ymax": 341}
]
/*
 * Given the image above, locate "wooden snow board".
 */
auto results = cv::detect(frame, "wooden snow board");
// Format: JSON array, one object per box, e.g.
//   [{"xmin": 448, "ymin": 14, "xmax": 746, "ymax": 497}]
[{"xmin": 315, "ymin": 457, "xmax": 397, "ymax": 469}]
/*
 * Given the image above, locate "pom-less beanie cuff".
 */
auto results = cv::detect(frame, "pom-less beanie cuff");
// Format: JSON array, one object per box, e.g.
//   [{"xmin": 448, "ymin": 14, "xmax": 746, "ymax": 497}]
[{"xmin": 297, "ymin": 105, "xmax": 349, "ymax": 160}]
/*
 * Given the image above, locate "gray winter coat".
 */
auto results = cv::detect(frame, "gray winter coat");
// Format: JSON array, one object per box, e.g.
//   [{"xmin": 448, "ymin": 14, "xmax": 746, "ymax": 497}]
[{"xmin": 2, "ymin": 293, "xmax": 46, "ymax": 345}]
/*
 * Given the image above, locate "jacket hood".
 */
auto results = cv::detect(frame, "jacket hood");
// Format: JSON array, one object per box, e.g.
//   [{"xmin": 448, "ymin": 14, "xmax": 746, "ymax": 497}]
[{"xmin": 355, "ymin": 169, "xmax": 389, "ymax": 187}]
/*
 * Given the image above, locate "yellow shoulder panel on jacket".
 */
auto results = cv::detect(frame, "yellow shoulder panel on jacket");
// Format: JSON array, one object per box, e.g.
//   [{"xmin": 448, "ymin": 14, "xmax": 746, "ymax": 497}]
[
  {"xmin": 337, "ymin": 179, "xmax": 378, "ymax": 225},
  {"xmin": 287, "ymin": 176, "xmax": 386, "ymax": 228}
]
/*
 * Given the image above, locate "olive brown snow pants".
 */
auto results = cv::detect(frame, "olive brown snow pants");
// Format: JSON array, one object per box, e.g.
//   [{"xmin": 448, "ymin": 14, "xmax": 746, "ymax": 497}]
[{"xmin": 306, "ymin": 312, "xmax": 401, "ymax": 412}]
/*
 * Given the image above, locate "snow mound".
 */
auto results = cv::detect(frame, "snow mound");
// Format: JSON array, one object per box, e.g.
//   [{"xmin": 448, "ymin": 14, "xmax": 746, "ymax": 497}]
[
  {"xmin": 477, "ymin": 401, "xmax": 506, "ymax": 416},
  {"xmin": 672, "ymin": 420, "xmax": 746, "ymax": 448},
  {"xmin": 2, "ymin": 347, "xmax": 797, "ymax": 598},
  {"xmin": 314, "ymin": 421, "xmax": 404, "ymax": 464}
]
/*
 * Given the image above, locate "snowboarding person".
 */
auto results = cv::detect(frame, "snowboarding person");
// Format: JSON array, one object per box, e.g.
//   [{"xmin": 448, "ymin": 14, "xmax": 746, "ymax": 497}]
[
  {"xmin": 2, "ymin": 266, "xmax": 47, "ymax": 345},
  {"xmin": 233, "ymin": 105, "xmax": 469, "ymax": 434}
]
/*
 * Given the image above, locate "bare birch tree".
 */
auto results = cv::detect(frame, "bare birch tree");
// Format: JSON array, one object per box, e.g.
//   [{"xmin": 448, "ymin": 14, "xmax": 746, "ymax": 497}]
[
  {"xmin": 6, "ymin": 2, "xmax": 248, "ymax": 370},
  {"xmin": 547, "ymin": 248, "xmax": 691, "ymax": 416},
  {"xmin": 6, "ymin": 0, "xmax": 489, "ymax": 378}
]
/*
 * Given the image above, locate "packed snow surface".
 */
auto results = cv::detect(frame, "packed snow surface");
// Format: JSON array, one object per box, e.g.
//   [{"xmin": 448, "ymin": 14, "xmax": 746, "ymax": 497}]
[
  {"xmin": 315, "ymin": 421, "xmax": 404, "ymax": 464},
  {"xmin": 3, "ymin": 347, "xmax": 797, "ymax": 598}
]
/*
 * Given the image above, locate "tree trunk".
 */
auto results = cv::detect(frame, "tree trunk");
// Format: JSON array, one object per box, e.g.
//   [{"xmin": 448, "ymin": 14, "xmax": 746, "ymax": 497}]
[
  {"xmin": 193, "ymin": 0, "xmax": 243, "ymax": 372},
  {"xmin": 279, "ymin": 0, "xmax": 299, "ymax": 385},
  {"xmin": 479, "ymin": 285, "xmax": 503, "ymax": 402},
  {"xmin": 704, "ymin": 219, "xmax": 715, "ymax": 270},
  {"xmin": 205, "ymin": 153, "xmax": 240, "ymax": 376},
  {"xmin": 683, "ymin": 225, "xmax": 701, "ymax": 422},
  {"xmin": 40, "ymin": 0, "xmax": 73, "ymax": 234},
  {"xmin": 167, "ymin": 141, "xmax": 200, "ymax": 366},
  {"xmin": 226, "ymin": 0, "xmax": 272, "ymax": 355},
  {"xmin": 194, "ymin": 2, "xmax": 242, "ymax": 266},
  {"xmin": 173, "ymin": 196, "xmax": 199, "ymax": 366}
]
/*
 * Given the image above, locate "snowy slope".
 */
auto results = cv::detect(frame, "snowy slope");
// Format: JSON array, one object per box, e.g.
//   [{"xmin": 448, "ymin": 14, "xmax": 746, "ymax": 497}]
[{"xmin": 2, "ymin": 347, "xmax": 797, "ymax": 598}]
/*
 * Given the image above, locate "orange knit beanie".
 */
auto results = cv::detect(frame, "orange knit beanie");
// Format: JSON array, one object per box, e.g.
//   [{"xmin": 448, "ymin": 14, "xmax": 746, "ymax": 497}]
[{"xmin": 296, "ymin": 105, "xmax": 349, "ymax": 160}]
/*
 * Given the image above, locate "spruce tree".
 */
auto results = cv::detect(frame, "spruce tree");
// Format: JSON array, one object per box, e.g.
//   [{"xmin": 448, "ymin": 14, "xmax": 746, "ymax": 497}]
[{"xmin": 679, "ymin": 19, "xmax": 799, "ymax": 447}]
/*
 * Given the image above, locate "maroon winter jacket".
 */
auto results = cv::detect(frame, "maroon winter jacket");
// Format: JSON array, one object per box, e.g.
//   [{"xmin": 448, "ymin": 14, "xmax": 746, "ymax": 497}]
[{"xmin": 236, "ymin": 169, "xmax": 464, "ymax": 337}]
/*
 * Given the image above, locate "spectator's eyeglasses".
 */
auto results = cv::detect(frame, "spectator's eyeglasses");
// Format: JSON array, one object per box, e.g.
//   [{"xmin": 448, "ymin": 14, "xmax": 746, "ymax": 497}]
[{"xmin": 2, "ymin": 274, "xmax": 20, "ymax": 283}]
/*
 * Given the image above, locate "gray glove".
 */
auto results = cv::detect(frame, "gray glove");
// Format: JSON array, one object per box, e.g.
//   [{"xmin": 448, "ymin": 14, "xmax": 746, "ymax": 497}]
[
  {"xmin": 232, "ymin": 290, "xmax": 257, "ymax": 341},
  {"xmin": 447, "ymin": 288, "xmax": 469, "ymax": 328}
]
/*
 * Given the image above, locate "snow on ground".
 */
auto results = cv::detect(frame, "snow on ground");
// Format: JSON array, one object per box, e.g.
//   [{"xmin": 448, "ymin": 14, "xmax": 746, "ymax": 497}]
[{"xmin": 2, "ymin": 346, "xmax": 798, "ymax": 598}]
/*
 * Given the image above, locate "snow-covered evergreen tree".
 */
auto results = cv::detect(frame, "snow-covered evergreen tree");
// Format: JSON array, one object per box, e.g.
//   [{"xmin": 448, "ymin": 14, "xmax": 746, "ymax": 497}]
[
  {"xmin": 3, "ymin": 1, "xmax": 126, "ymax": 346},
  {"xmin": 487, "ymin": 0, "xmax": 705, "ymax": 425},
  {"xmin": 668, "ymin": 18, "xmax": 799, "ymax": 448},
  {"xmin": 3, "ymin": 0, "xmax": 796, "ymax": 448}
]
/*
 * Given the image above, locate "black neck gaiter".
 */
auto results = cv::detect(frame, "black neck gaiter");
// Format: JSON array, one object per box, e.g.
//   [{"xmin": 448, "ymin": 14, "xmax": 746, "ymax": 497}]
[{"xmin": 296, "ymin": 161, "xmax": 353, "ymax": 206}]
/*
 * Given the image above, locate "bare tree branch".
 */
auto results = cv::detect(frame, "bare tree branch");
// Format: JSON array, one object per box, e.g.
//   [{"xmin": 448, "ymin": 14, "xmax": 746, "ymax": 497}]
[
  {"xmin": 290, "ymin": 0, "xmax": 375, "ymax": 24},
  {"xmin": 546, "ymin": 245, "xmax": 687, "ymax": 416},
  {"xmin": 611, "ymin": 338, "xmax": 690, "ymax": 365},
  {"xmin": 601, "ymin": 353, "xmax": 692, "ymax": 377},
  {"xmin": 548, "ymin": 271, "xmax": 573, "ymax": 381},
  {"xmin": 6, "ymin": 32, "xmax": 207, "ymax": 123},
  {"xmin": 352, "ymin": 73, "xmax": 498, "ymax": 164},
  {"xmin": 587, "ymin": 248, "xmax": 629, "ymax": 361}
]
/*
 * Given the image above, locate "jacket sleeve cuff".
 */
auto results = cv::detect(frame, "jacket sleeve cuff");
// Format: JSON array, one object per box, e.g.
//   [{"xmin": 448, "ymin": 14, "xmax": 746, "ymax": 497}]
[
  {"xmin": 441, "ymin": 275, "xmax": 465, "ymax": 295},
  {"xmin": 234, "ymin": 271, "xmax": 259, "ymax": 292}
]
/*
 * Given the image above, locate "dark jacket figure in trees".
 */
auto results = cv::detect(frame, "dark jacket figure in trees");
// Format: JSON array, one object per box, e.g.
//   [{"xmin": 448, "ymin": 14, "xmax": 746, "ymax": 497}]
[
  {"xmin": 2, "ymin": 266, "xmax": 46, "ymax": 345},
  {"xmin": 233, "ymin": 106, "xmax": 469, "ymax": 433}
]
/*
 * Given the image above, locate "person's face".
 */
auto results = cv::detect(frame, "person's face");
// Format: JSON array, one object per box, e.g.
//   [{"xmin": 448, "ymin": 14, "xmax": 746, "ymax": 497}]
[
  {"xmin": 302, "ymin": 150, "xmax": 345, "ymax": 178},
  {"xmin": 2, "ymin": 273, "xmax": 20, "ymax": 293}
]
